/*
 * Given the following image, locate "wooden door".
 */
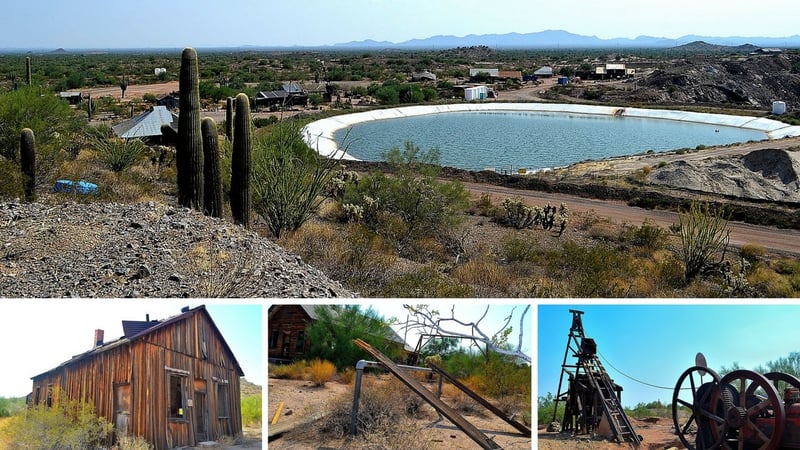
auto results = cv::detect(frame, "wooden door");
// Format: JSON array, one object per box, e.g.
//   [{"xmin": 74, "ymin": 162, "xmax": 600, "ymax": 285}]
[
  {"xmin": 194, "ymin": 390, "xmax": 208, "ymax": 442},
  {"xmin": 114, "ymin": 384, "xmax": 131, "ymax": 436}
]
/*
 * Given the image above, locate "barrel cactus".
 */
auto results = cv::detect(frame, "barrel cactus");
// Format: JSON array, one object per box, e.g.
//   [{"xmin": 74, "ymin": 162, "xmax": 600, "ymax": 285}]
[
  {"xmin": 177, "ymin": 47, "xmax": 203, "ymax": 209},
  {"xmin": 201, "ymin": 117, "xmax": 223, "ymax": 218},
  {"xmin": 20, "ymin": 128, "xmax": 35, "ymax": 202},
  {"xmin": 230, "ymin": 93, "xmax": 251, "ymax": 227}
]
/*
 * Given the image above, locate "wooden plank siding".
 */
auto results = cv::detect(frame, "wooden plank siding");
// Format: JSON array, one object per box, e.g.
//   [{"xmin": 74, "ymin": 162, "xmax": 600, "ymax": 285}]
[
  {"xmin": 31, "ymin": 306, "xmax": 243, "ymax": 450},
  {"xmin": 267, "ymin": 305, "xmax": 312, "ymax": 360}
]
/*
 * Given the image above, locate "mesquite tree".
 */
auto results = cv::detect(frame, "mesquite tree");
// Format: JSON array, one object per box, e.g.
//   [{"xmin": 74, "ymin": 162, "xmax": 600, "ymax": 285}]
[{"xmin": 176, "ymin": 47, "xmax": 203, "ymax": 209}]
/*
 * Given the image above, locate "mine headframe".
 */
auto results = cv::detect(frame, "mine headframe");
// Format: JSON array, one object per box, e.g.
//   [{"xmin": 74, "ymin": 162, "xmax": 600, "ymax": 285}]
[{"xmin": 552, "ymin": 309, "xmax": 641, "ymax": 447}]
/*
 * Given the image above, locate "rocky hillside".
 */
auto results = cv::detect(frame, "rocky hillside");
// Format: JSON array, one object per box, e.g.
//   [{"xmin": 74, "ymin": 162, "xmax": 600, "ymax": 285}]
[
  {"xmin": 628, "ymin": 53, "xmax": 800, "ymax": 108},
  {"xmin": 0, "ymin": 199, "xmax": 356, "ymax": 298}
]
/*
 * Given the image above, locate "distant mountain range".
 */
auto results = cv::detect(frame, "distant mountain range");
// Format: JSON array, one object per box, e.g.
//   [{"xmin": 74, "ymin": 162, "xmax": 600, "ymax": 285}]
[{"xmin": 332, "ymin": 29, "xmax": 800, "ymax": 50}]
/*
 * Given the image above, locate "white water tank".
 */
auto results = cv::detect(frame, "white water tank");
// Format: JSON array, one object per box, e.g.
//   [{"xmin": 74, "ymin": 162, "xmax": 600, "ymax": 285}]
[{"xmin": 773, "ymin": 101, "xmax": 786, "ymax": 115}]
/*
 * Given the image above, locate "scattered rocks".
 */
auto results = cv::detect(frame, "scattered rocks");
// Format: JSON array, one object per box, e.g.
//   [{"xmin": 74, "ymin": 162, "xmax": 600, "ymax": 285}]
[{"xmin": 0, "ymin": 200, "xmax": 356, "ymax": 298}]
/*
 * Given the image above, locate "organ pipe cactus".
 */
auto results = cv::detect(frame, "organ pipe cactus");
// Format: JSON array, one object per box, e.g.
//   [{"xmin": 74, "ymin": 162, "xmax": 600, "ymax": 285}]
[
  {"xmin": 177, "ymin": 47, "xmax": 203, "ymax": 209},
  {"xmin": 20, "ymin": 128, "xmax": 35, "ymax": 202},
  {"xmin": 225, "ymin": 97, "xmax": 234, "ymax": 141},
  {"xmin": 201, "ymin": 117, "xmax": 223, "ymax": 218},
  {"xmin": 231, "ymin": 93, "xmax": 251, "ymax": 227}
]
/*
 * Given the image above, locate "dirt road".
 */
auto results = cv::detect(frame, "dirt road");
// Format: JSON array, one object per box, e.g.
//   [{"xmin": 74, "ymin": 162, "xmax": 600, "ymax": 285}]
[{"xmin": 466, "ymin": 182, "xmax": 800, "ymax": 257}]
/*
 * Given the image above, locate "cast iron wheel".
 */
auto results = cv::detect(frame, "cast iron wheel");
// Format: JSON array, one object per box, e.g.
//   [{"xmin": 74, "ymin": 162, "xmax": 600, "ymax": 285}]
[
  {"xmin": 711, "ymin": 369, "xmax": 785, "ymax": 450},
  {"xmin": 673, "ymin": 366, "xmax": 725, "ymax": 450},
  {"xmin": 765, "ymin": 371, "xmax": 800, "ymax": 405}
]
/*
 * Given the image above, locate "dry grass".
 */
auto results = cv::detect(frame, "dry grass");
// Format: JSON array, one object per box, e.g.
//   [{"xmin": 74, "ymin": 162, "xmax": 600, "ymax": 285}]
[{"xmin": 309, "ymin": 359, "xmax": 337, "ymax": 386}]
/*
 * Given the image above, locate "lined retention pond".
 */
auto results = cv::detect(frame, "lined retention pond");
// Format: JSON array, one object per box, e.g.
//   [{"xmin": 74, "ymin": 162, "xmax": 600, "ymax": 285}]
[{"xmin": 303, "ymin": 104, "xmax": 800, "ymax": 172}]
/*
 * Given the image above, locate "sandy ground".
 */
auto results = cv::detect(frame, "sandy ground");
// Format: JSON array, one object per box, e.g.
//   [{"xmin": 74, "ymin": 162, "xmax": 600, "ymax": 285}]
[
  {"xmin": 537, "ymin": 417, "xmax": 686, "ymax": 450},
  {"xmin": 267, "ymin": 377, "xmax": 531, "ymax": 450}
]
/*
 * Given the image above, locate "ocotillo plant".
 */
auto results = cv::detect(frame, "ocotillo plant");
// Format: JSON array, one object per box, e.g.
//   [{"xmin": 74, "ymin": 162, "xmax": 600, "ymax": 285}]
[
  {"xmin": 20, "ymin": 128, "xmax": 35, "ymax": 202},
  {"xmin": 225, "ymin": 97, "xmax": 233, "ymax": 141},
  {"xmin": 25, "ymin": 57, "xmax": 31, "ymax": 86},
  {"xmin": 231, "ymin": 93, "xmax": 251, "ymax": 227},
  {"xmin": 177, "ymin": 47, "xmax": 203, "ymax": 209},
  {"xmin": 201, "ymin": 117, "xmax": 223, "ymax": 218}
]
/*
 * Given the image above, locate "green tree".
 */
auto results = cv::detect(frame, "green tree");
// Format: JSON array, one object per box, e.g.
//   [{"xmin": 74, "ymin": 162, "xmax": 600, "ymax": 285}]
[
  {"xmin": 0, "ymin": 86, "xmax": 83, "ymax": 161},
  {"xmin": 251, "ymin": 120, "xmax": 341, "ymax": 238},
  {"xmin": 306, "ymin": 305, "xmax": 402, "ymax": 369}
]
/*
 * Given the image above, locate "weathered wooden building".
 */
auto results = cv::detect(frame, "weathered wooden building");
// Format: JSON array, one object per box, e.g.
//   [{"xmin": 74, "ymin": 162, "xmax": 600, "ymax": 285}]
[{"xmin": 30, "ymin": 305, "xmax": 244, "ymax": 450}]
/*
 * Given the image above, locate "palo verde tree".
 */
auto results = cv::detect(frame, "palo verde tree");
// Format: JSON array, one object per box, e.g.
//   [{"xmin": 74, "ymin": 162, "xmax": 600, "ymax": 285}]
[{"xmin": 306, "ymin": 305, "xmax": 403, "ymax": 370}]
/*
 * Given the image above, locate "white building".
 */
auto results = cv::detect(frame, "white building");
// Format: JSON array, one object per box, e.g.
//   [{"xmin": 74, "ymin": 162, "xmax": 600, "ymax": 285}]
[{"xmin": 465, "ymin": 85, "xmax": 488, "ymax": 101}]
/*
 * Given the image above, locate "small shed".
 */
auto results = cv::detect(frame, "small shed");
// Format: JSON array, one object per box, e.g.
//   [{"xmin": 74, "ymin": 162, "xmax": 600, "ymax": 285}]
[
  {"xmin": 534, "ymin": 66, "xmax": 554, "ymax": 77},
  {"xmin": 111, "ymin": 105, "xmax": 178, "ymax": 142},
  {"xmin": 156, "ymin": 94, "xmax": 179, "ymax": 110},
  {"xmin": 30, "ymin": 305, "xmax": 244, "ymax": 450},
  {"xmin": 465, "ymin": 85, "xmax": 489, "ymax": 101},
  {"xmin": 59, "ymin": 91, "xmax": 83, "ymax": 105}
]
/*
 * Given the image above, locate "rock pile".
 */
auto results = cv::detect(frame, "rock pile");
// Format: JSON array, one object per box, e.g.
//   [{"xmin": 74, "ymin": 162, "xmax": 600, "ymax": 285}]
[{"xmin": 0, "ymin": 200, "xmax": 356, "ymax": 298}]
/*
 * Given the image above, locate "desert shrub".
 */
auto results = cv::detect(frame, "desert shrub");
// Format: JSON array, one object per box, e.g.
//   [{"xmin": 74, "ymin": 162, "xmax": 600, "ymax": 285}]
[
  {"xmin": 380, "ymin": 266, "xmax": 474, "ymax": 297},
  {"xmin": 338, "ymin": 367, "xmax": 356, "ymax": 385},
  {"xmin": 547, "ymin": 240, "xmax": 636, "ymax": 297},
  {"xmin": 0, "ymin": 396, "xmax": 113, "ymax": 449},
  {"xmin": 740, "ymin": 243, "xmax": 767, "ymax": 265},
  {"xmin": 450, "ymin": 255, "xmax": 515, "ymax": 295},
  {"xmin": 773, "ymin": 258, "xmax": 800, "ymax": 275},
  {"xmin": 115, "ymin": 434, "xmax": 153, "ymax": 450},
  {"xmin": 343, "ymin": 142, "xmax": 469, "ymax": 259},
  {"xmin": 471, "ymin": 192, "xmax": 495, "ymax": 216},
  {"xmin": 0, "ymin": 397, "xmax": 24, "ymax": 418},
  {"xmin": 269, "ymin": 361, "xmax": 309, "ymax": 380},
  {"xmin": 309, "ymin": 359, "xmax": 337, "ymax": 386},
  {"xmin": 92, "ymin": 137, "xmax": 148, "ymax": 172},
  {"xmin": 678, "ymin": 202, "xmax": 731, "ymax": 281},
  {"xmin": 251, "ymin": 120, "xmax": 342, "ymax": 238},
  {"xmin": 497, "ymin": 233, "xmax": 543, "ymax": 264},
  {"xmin": 0, "ymin": 159, "xmax": 23, "ymax": 199},
  {"xmin": 587, "ymin": 221, "xmax": 619, "ymax": 242},
  {"xmin": 240, "ymin": 394, "xmax": 262, "ymax": 427},
  {"xmin": 620, "ymin": 219, "xmax": 669, "ymax": 252},
  {"xmin": 747, "ymin": 266, "xmax": 795, "ymax": 297},
  {"xmin": 538, "ymin": 392, "xmax": 563, "ymax": 427},
  {"xmin": 501, "ymin": 197, "xmax": 537, "ymax": 229}
]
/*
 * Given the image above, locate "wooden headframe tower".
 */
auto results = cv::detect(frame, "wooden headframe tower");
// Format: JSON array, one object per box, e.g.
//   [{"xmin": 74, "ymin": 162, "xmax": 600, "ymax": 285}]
[{"xmin": 551, "ymin": 310, "xmax": 640, "ymax": 447}]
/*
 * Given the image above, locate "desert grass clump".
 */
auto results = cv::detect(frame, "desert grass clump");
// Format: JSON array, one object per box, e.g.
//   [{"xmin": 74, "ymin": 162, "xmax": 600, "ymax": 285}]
[
  {"xmin": 309, "ymin": 359, "xmax": 337, "ymax": 386},
  {"xmin": 115, "ymin": 435, "xmax": 153, "ymax": 450},
  {"xmin": 240, "ymin": 394, "xmax": 262, "ymax": 427},
  {"xmin": 269, "ymin": 361, "xmax": 309, "ymax": 380},
  {"xmin": 747, "ymin": 266, "xmax": 795, "ymax": 297},
  {"xmin": 338, "ymin": 367, "xmax": 356, "ymax": 385}
]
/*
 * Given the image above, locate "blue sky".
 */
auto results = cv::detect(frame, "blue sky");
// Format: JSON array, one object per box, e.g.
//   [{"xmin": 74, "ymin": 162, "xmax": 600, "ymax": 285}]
[
  {"xmin": 0, "ymin": 300, "xmax": 262, "ymax": 397},
  {"xmin": 538, "ymin": 303, "xmax": 800, "ymax": 409},
  {"xmin": 2, "ymin": 0, "xmax": 800, "ymax": 49}
]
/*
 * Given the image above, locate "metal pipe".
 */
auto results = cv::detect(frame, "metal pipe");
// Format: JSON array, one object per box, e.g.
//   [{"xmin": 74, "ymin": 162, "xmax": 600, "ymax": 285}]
[{"xmin": 350, "ymin": 359, "xmax": 433, "ymax": 435}]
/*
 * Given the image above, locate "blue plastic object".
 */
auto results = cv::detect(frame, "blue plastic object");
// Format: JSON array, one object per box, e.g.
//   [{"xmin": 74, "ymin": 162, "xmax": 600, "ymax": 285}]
[{"xmin": 53, "ymin": 179, "xmax": 98, "ymax": 195}]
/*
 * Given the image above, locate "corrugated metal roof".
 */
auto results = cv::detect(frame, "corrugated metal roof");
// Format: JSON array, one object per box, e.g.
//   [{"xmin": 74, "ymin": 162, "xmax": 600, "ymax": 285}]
[
  {"xmin": 111, "ymin": 105, "xmax": 178, "ymax": 139},
  {"xmin": 534, "ymin": 66, "xmax": 553, "ymax": 76},
  {"xmin": 257, "ymin": 90, "xmax": 290, "ymax": 100}
]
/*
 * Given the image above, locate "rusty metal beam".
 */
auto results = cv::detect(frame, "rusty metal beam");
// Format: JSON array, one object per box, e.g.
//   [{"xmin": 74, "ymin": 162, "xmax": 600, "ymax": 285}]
[
  {"xmin": 352, "ymin": 338, "xmax": 502, "ymax": 450},
  {"xmin": 428, "ymin": 363, "xmax": 531, "ymax": 437}
]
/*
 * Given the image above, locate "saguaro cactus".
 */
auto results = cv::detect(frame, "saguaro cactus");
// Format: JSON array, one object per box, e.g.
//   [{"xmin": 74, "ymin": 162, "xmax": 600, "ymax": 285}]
[
  {"xmin": 177, "ymin": 47, "xmax": 203, "ymax": 209},
  {"xmin": 225, "ymin": 97, "xmax": 234, "ymax": 141},
  {"xmin": 25, "ymin": 57, "xmax": 31, "ymax": 86},
  {"xmin": 120, "ymin": 75, "xmax": 128, "ymax": 98},
  {"xmin": 201, "ymin": 117, "xmax": 223, "ymax": 218},
  {"xmin": 231, "ymin": 93, "xmax": 251, "ymax": 227},
  {"xmin": 20, "ymin": 128, "xmax": 35, "ymax": 202}
]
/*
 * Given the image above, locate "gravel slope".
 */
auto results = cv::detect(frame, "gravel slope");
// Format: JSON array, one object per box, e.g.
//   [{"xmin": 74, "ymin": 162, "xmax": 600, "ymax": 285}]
[{"xmin": 0, "ymin": 199, "xmax": 356, "ymax": 298}]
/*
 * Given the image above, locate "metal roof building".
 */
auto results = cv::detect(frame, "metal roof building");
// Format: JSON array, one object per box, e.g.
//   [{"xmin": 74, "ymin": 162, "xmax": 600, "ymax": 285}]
[{"xmin": 111, "ymin": 106, "xmax": 178, "ymax": 139}]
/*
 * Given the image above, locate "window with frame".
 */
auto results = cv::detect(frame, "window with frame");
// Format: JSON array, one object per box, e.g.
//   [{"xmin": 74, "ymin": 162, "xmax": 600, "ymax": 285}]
[
  {"xmin": 168, "ymin": 374, "xmax": 185, "ymax": 419},
  {"xmin": 46, "ymin": 384, "xmax": 53, "ymax": 408},
  {"xmin": 296, "ymin": 330, "xmax": 305, "ymax": 353},
  {"xmin": 216, "ymin": 381, "xmax": 230, "ymax": 418},
  {"xmin": 269, "ymin": 329, "xmax": 279, "ymax": 349}
]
